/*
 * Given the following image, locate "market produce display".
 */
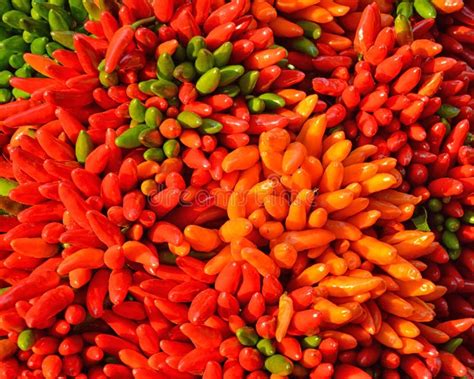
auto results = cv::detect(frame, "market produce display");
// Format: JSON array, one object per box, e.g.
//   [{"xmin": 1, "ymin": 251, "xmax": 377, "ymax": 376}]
[{"xmin": 0, "ymin": 0, "xmax": 472, "ymax": 377}]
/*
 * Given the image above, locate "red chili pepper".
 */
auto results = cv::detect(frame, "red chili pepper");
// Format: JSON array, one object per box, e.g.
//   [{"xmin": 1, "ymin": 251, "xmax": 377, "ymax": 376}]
[
  {"xmin": 354, "ymin": 3, "xmax": 381, "ymax": 56},
  {"xmin": 442, "ymin": 119, "xmax": 470, "ymax": 162}
]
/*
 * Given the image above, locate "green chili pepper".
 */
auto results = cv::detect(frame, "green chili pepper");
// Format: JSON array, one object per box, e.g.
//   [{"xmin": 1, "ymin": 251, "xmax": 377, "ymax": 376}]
[
  {"xmin": 0, "ymin": 71, "xmax": 13, "ymax": 88},
  {"xmin": 213, "ymin": 41, "xmax": 233, "ymax": 67},
  {"xmin": 75, "ymin": 130, "xmax": 94, "ymax": 163},
  {"xmin": 2, "ymin": 10, "xmax": 28, "ymax": 29},
  {"xmin": 248, "ymin": 97, "xmax": 265, "ymax": 114},
  {"xmin": 138, "ymin": 79, "xmax": 157, "ymax": 95},
  {"xmin": 256, "ymin": 339, "xmax": 275, "ymax": 356},
  {"xmin": 22, "ymin": 31, "xmax": 35, "ymax": 44},
  {"xmin": 259, "ymin": 93, "xmax": 286, "ymax": 110},
  {"xmin": 302, "ymin": 335, "xmax": 321, "ymax": 349},
  {"xmin": 219, "ymin": 65, "xmax": 245, "ymax": 87},
  {"xmin": 51, "ymin": 30, "xmax": 74, "ymax": 49},
  {"xmin": 428, "ymin": 198, "xmax": 443, "ymax": 213},
  {"xmin": 0, "ymin": 36, "xmax": 27, "ymax": 53},
  {"xmin": 129, "ymin": 99, "xmax": 146, "ymax": 123},
  {"xmin": 144, "ymin": 107, "xmax": 163, "ymax": 129},
  {"xmin": 46, "ymin": 42, "xmax": 63, "ymax": 57},
  {"xmin": 186, "ymin": 36, "xmax": 206, "ymax": 61},
  {"xmin": 445, "ymin": 217, "xmax": 460, "ymax": 232},
  {"xmin": 115, "ymin": 124, "xmax": 149, "ymax": 149},
  {"xmin": 163, "ymin": 139, "xmax": 180, "ymax": 158},
  {"xmin": 443, "ymin": 338, "xmax": 463, "ymax": 354},
  {"xmin": 15, "ymin": 64, "xmax": 32, "ymax": 78},
  {"xmin": 144, "ymin": 147, "xmax": 166, "ymax": 162},
  {"xmin": 150, "ymin": 79, "xmax": 178, "ymax": 99},
  {"xmin": 239, "ymin": 71, "xmax": 259, "ymax": 96},
  {"xmin": 462, "ymin": 210, "xmax": 474, "ymax": 224},
  {"xmin": 157, "ymin": 52, "xmax": 175, "ymax": 81},
  {"xmin": 265, "ymin": 355, "xmax": 293, "ymax": 376},
  {"xmin": 0, "ymin": 178, "xmax": 19, "ymax": 196},
  {"xmin": 414, "ymin": 0, "xmax": 436, "ymax": 18},
  {"xmin": 20, "ymin": 17, "xmax": 50, "ymax": 36},
  {"xmin": 0, "ymin": 287, "xmax": 10, "ymax": 295},
  {"xmin": 173, "ymin": 62, "xmax": 196, "ymax": 82},
  {"xmin": 196, "ymin": 67, "xmax": 221, "ymax": 95},
  {"xmin": 31, "ymin": 0, "xmax": 49, "ymax": 20},
  {"xmin": 297, "ymin": 20, "xmax": 322, "ymax": 40},
  {"xmin": 12, "ymin": 0, "xmax": 31, "ymax": 13},
  {"xmin": 9, "ymin": 53, "xmax": 25, "ymax": 69},
  {"xmin": 12, "ymin": 88, "xmax": 29, "ymax": 99},
  {"xmin": 437, "ymin": 104, "xmax": 460, "ymax": 119},
  {"xmin": 236, "ymin": 327, "xmax": 259, "ymax": 346},
  {"xmin": 397, "ymin": 1, "xmax": 413, "ymax": 17},
  {"xmin": 30, "ymin": 37, "xmax": 48, "ymax": 55},
  {"xmin": 442, "ymin": 230, "xmax": 460, "ymax": 250},
  {"xmin": 48, "ymin": 9, "xmax": 70, "ymax": 31},
  {"xmin": 217, "ymin": 84, "xmax": 240, "ymax": 97},
  {"xmin": 395, "ymin": 14, "xmax": 413, "ymax": 46},
  {"xmin": 99, "ymin": 70, "xmax": 118, "ymax": 88},
  {"xmin": 199, "ymin": 118, "xmax": 223, "ymax": 134},
  {"xmin": 448, "ymin": 248, "xmax": 461, "ymax": 260},
  {"xmin": 290, "ymin": 37, "xmax": 318, "ymax": 58},
  {"xmin": 195, "ymin": 48, "xmax": 215, "ymax": 75},
  {"xmin": 17, "ymin": 330, "xmax": 35, "ymax": 351},
  {"xmin": 177, "ymin": 111, "xmax": 202, "ymax": 129},
  {"xmin": 68, "ymin": 0, "xmax": 87, "ymax": 22},
  {"xmin": 139, "ymin": 128, "xmax": 163, "ymax": 148},
  {"xmin": 81, "ymin": 0, "xmax": 100, "ymax": 20}
]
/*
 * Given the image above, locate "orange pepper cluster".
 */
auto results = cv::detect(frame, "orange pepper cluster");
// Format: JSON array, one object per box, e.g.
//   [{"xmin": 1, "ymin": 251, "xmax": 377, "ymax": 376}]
[{"xmin": 0, "ymin": 0, "xmax": 472, "ymax": 378}]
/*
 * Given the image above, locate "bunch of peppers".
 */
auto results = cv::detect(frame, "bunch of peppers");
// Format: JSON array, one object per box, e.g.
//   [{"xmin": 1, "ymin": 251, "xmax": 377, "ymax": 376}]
[
  {"xmin": 0, "ymin": 0, "xmax": 472, "ymax": 378},
  {"xmin": 0, "ymin": 0, "xmax": 88, "ymax": 103}
]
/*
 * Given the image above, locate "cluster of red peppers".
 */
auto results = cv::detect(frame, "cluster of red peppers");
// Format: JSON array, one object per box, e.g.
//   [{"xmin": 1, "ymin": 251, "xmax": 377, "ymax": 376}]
[{"xmin": 0, "ymin": 0, "xmax": 472, "ymax": 378}]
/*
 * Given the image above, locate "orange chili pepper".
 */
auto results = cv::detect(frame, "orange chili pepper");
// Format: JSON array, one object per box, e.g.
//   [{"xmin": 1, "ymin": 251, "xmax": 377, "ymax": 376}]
[
  {"xmin": 275, "ymin": 0, "xmax": 319, "ymax": 13},
  {"xmin": 275, "ymin": 293, "xmax": 294, "ymax": 342},
  {"xmin": 184, "ymin": 225, "xmax": 221, "ymax": 252},
  {"xmin": 297, "ymin": 114, "xmax": 327, "ymax": 158},
  {"xmin": 374, "ymin": 322, "xmax": 403, "ymax": 349},
  {"xmin": 241, "ymin": 247, "xmax": 280, "ymax": 277},
  {"xmin": 288, "ymin": 263, "xmax": 329, "ymax": 288},
  {"xmin": 324, "ymin": 220, "xmax": 362, "ymax": 241},
  {"xmin": 269, "ymin": 17, "xmax": 304, "ymax": 37},
  {"xmin": 351, "ymin": 236, "xmax": 398, "ymax": 265},
  {"xmin": 293, "ymin": 94, "xmax": 319, "ymax": 122},
  {"xmin": 319, "ymin": 161, "xmax": 344, "ymax": 192},
  {"xmin": 387, "ymin": 316, "xmax": 420, "ymax": 338},
  {"xmin": 222, "ymin": 145, "xmax": 260, "ymax": 173},
  {"xmin": 271, "ymin": 229, "xmax": 336, "ymax": 251},
  {"xmin": 301, "ymin": 157, "xmax": 324, "ymax": 187},
  {"xmin": 270, "ymin": 242, "xmax": 298, "ymax": 269},
  {"xmin": 313, "ymin": 297, "xmax": 352, "ymax": 325},
  {"xmin": 318, "ymin": 249, "xmax": 348, "ymax": 275},
  {"xmin": 378, "ymin": 292, "xmax": 414, "ymax": 317},
  {"xmin": 316, "ymin": 189, "xmax": 354, "ymax": 213},
  {"xmin": 292, "ymin": 6, "xmax": 334, "ymax": 23}
]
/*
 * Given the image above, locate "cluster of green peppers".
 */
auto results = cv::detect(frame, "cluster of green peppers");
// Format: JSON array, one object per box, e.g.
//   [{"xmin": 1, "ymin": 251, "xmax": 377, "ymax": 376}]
[
  {"xmin": 397, "ymin": 0, "xmax": 437, "ymax": 21},
  {"xmin": 0, "ymin": 0, "xmax": 87, "ymax": 102},
  {"xmin": 94, "ymin": 35, "xmax": 291, "ymax": 163},
  {"xmin": 421, "ymin": 198, "xmax": 474, "ymax": 260}
]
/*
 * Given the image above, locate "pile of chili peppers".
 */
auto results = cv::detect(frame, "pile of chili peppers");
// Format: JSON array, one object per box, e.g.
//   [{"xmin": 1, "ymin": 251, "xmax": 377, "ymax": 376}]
[
  {"xmin": 0, "ymin": 0, "xmax": 473, "ymax": 377},
  {"xmin": 0, "ymin": 0, "xmax": 89, "ymax": 103}
]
